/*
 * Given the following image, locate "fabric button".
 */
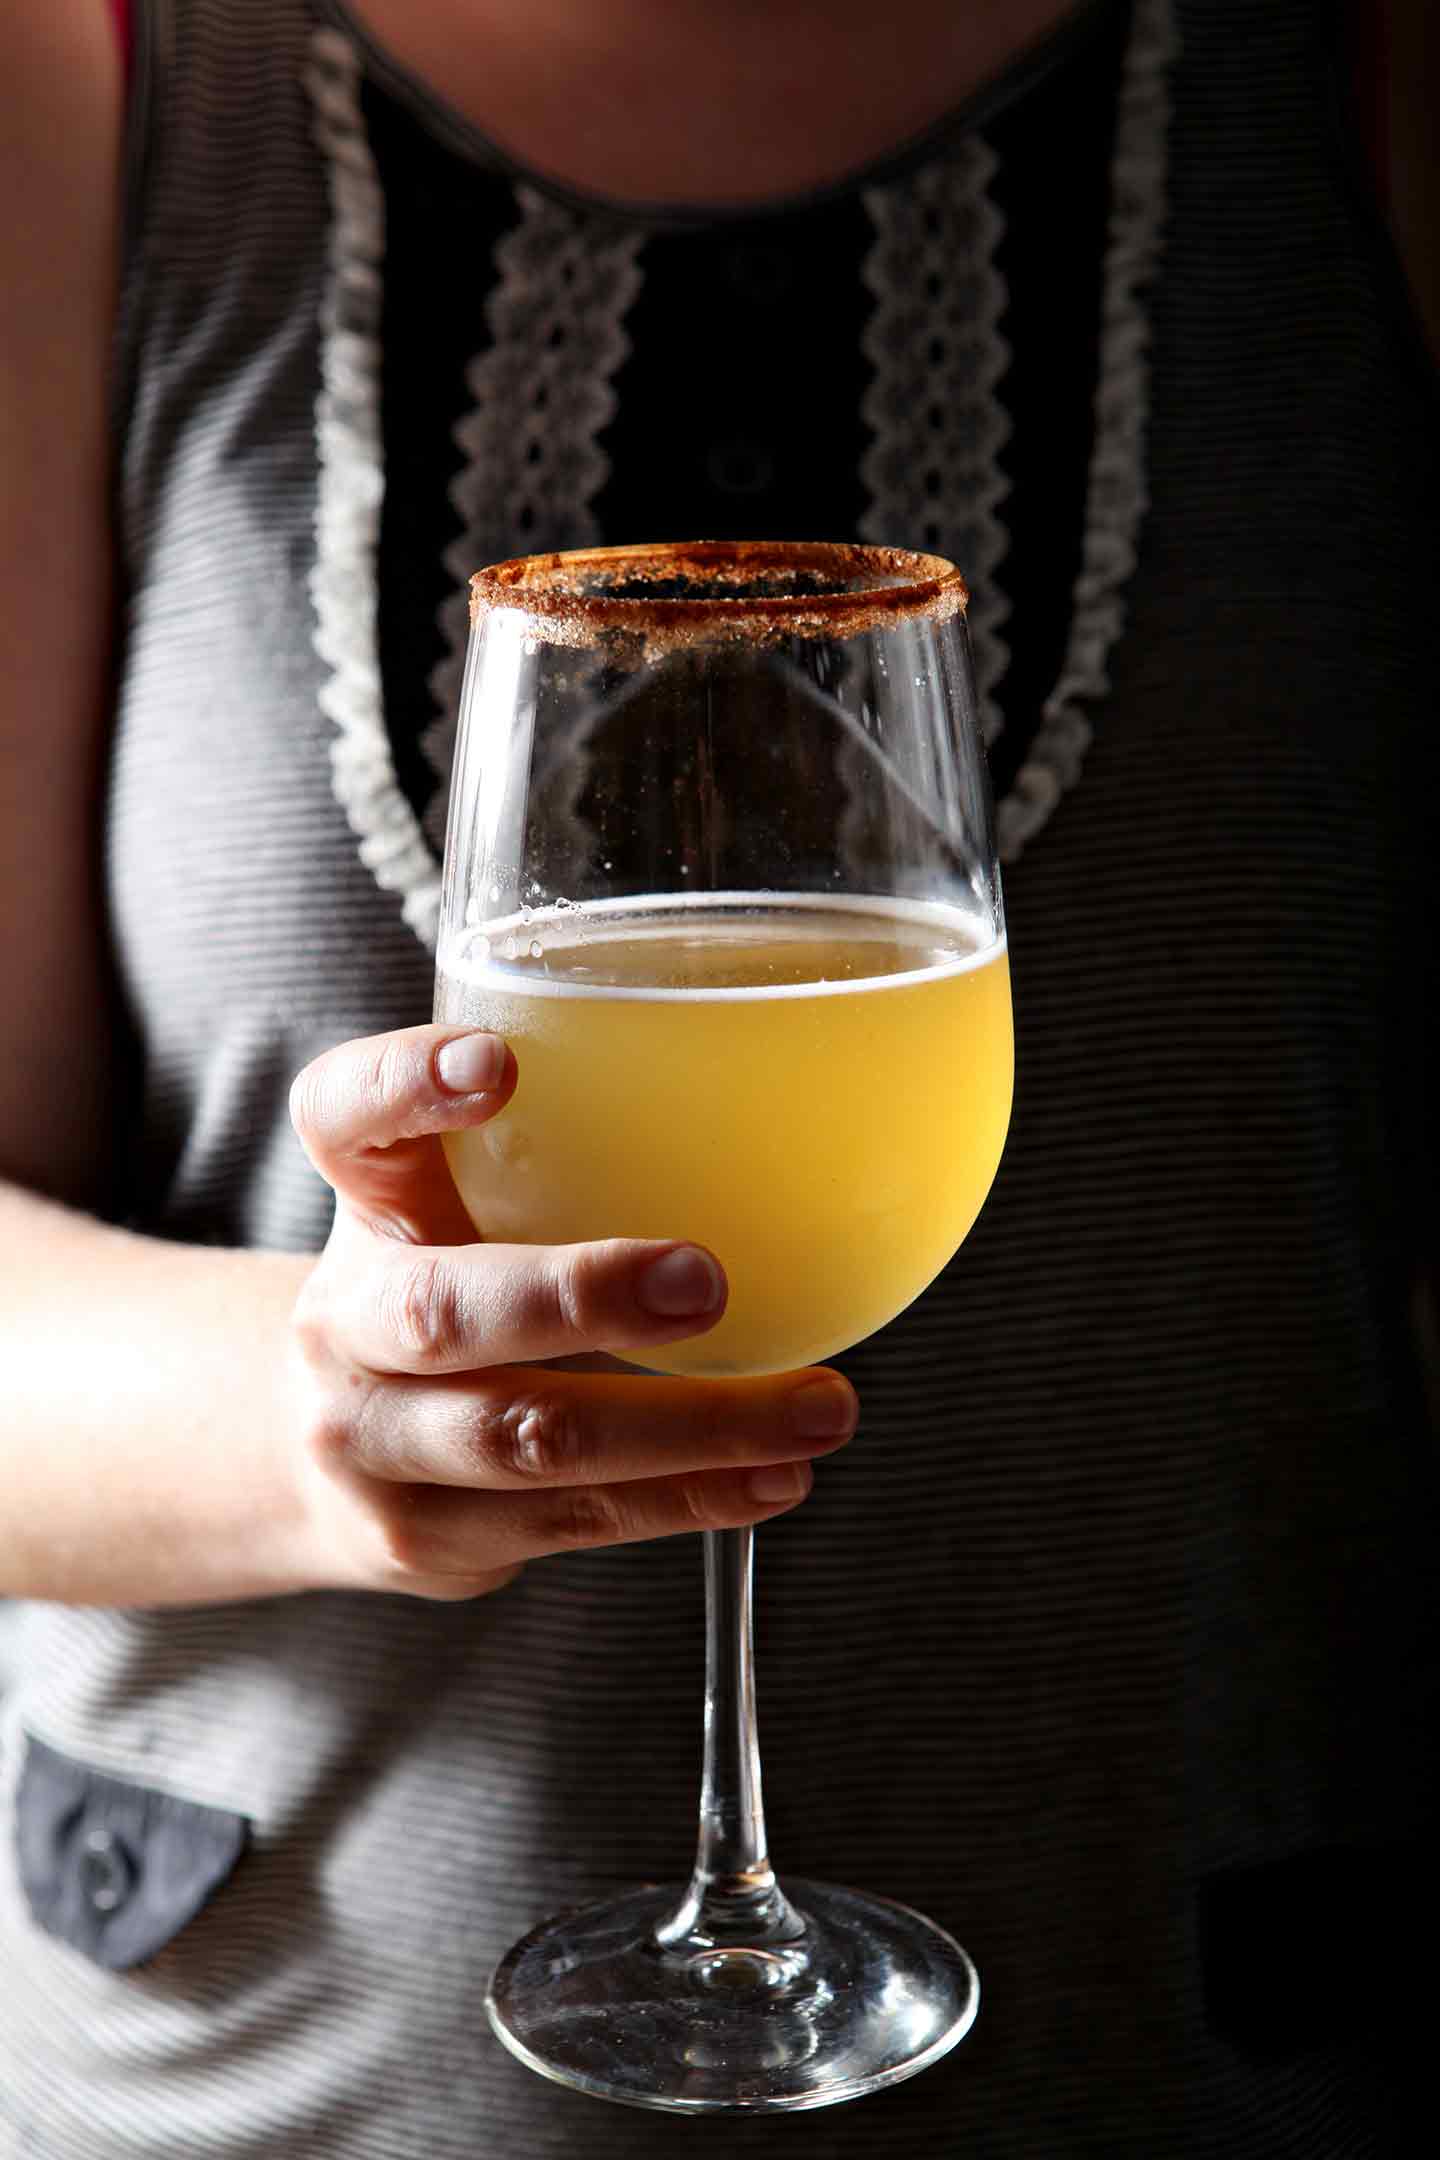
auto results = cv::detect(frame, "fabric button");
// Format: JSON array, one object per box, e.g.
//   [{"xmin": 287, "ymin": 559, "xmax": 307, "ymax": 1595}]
[
  {"xmin": 705, "ymin": 440, "xmax": 776, "ymax": 497},
  {"xmin": 725, "ymin": 241, "xmax": 793, "ymax": 306},
  {"xmin": 79, "ymin": 1827, "xmax": 136, "ymax": 1916}
]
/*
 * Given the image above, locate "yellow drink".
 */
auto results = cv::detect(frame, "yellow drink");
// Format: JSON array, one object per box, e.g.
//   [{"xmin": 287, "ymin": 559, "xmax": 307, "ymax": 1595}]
[{"xmin": 437, "ymin": 896, "xmax": 1012, "ymax": 1376}]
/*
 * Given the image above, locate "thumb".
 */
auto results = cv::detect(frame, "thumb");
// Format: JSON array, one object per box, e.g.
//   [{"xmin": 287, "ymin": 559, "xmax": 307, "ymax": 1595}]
[{"xmin": 289, "ymin": 1025, "xmax": 516, "ymax": 1246}]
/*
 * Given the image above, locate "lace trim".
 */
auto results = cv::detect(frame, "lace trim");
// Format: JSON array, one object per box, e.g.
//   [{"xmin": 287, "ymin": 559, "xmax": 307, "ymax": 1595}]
[
  {"xmin": 308, "ymin": 1, "xmax": 1176, "ymax": 940},
  {"xmin": 421, "ymin": 193, "xmax": 645, "ymax": 851},
  {"xmin": 995, "ymin": 0, "xmax": 1178, "ymax": 863},
  {"xmin": 859, "ymin": 139, "xmax": 1012, "ymax": 745},
  {"xmin": 306, "ymin": 26, "xmax": 442, "ymax": 947}
]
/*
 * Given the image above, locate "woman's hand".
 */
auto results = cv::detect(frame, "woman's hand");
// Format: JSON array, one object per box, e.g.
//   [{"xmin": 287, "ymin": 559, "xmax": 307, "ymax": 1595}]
[{"xmin": 286, "ymin": 1025, "xmax": 858, "ymax": 1600}]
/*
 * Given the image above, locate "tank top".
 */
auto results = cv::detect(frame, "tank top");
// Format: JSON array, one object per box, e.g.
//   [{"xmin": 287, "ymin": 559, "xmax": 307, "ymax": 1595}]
[{"xmin": 1, "ymin": 1, "xmax": 1437, "ymax": 2154}]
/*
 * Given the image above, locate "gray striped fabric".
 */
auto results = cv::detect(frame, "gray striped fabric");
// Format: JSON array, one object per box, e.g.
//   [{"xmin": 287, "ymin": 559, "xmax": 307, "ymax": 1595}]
[{"xmin": 2, "ymin": 0, "xmax": 1437, "ymax": 2153}]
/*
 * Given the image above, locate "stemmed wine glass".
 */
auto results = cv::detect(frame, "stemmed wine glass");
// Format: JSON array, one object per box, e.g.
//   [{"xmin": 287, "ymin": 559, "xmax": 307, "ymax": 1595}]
[{"xmin": 435, "ymin": 540, "xmax": 1013, "ymax": 2112}]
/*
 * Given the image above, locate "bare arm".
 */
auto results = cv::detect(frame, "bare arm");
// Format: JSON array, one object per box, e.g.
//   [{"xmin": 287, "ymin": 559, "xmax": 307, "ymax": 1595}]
[
  {"xmin": 0, "ymin": 0, "xmax": 118, "ymax": 1204},
  {"xmin": 0, "ymin": 1190, "xmax": 319, "ymax": 1603},
  {"xmin": 0, "ymin": 0, "xmax": 319, "ymax": 1602},
  {"xmin": 0, "ymin": 3, "xmax": 850, "ymax": 1612}
]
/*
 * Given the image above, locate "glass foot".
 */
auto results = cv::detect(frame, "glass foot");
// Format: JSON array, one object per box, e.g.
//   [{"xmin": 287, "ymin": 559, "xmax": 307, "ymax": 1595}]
[{"xmin": 486, "ymin": 1877, "xmax": 979, "ymax": 2114}]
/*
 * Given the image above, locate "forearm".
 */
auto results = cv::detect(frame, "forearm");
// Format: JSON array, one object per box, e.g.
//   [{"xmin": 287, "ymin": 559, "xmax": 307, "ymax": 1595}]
[{"xmin": 0, "ymin": 1179, "xmax": 320, "ymax": 1606}]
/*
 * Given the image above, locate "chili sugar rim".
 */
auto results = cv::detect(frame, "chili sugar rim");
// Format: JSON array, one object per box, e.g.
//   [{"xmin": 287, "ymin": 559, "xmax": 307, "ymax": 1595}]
[{"xmin": 468, "ymin": 539, "xmax": 969, "ymax": 653}]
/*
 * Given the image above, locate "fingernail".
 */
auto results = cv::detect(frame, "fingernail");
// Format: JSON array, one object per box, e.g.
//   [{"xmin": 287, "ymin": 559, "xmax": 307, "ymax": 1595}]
[
  {"xmin": 435, "ymin": 1033, "xmax": 506, "ymax": 1095},
  {"xmin": 635, "ymin": 1246, "xmax": 724, "ymax": 1318},
  {"xmin": 789, "ymin": 1378, "xmax": 857, "ymax": 1442},
  {"xmin": 749, "ymin": 1462, "xmax": 812, "ymax": 1505}
]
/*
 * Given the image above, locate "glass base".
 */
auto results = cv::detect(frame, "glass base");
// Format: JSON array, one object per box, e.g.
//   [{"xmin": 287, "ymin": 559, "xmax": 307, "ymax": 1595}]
[{"xmin": 486, "ymin": 1877, "xmax": 979, "ymax": 2114}]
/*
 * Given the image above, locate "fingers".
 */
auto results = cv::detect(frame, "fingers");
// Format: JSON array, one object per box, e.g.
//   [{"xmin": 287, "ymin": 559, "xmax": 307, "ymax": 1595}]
[
  {"xmin": 366, "ymin": 1457, "xmax": 820, "ymax": 1586},
  {"xmin": 289, "ymin": 1028, "xmax": 734, "ymax": 1359},
  {"xmin": 285, "ymin": 1024, "xmax": 856, "ymax": 1607},
  {"xmin": 329, "ymin": 1366, "xmax": 859, "ymax": 1489},
  {"xmin": 289, "ymin": 1025, "xmax": 517, "ymax": 1245},
  {"xmin": 297, "ymin": 1363, "xmax": 856, "ymax": 1601},
  {"xmin": 308, "ymin": 1235, "xmax": 731, "ymax": 1372}
]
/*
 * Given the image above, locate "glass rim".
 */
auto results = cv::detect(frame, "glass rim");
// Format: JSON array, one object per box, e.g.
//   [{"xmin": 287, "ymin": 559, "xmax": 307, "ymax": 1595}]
[{"xmin": 467, "ymin": 540, "xmax": 968, "ymax": 651}]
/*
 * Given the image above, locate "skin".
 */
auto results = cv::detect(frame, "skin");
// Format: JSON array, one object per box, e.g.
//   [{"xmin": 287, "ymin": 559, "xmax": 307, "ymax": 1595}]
[
  {"xmin": 0, "ymin": 0, "xmax": 1434, "ymax": 1608},
  {"xmin": 342, "ymin": 0, "xmax": 1081, "ymax": 206}
]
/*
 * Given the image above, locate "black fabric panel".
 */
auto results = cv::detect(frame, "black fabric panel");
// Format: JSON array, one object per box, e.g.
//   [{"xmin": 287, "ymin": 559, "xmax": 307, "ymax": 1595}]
[
  {"xmin": 595, "ymin": 201, "xmax": 872, "ymax": 552},
  {"xmin": 366, "ymin": 77, "xmax": 524, "ymax": 829},
  {"xmin": 985, "ymin": 1, "xmax": 1127, "ymax": 797},
  {"xmin": 364, "ymin": 14, "xmax": 1130, "ymax": 830}
]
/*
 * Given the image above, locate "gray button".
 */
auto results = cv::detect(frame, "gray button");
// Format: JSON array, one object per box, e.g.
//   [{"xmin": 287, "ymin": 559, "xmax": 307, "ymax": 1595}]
[
  {"xmin": 80, "ymin": 1827, "xmax": 136, "ymax": 1915},
  {"xmin": 706, "ymin": 440, "xmax": 776, "ymax": 496}
]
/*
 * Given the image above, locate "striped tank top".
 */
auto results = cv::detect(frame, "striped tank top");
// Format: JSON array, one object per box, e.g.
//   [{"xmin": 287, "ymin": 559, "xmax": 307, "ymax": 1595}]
[{"xmin": 1, "ymin": 1, "xmax": 1437, "ymax": 2153}]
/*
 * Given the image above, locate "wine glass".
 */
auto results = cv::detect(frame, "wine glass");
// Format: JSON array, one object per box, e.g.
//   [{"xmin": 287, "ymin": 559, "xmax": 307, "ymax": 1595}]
[{"xmin": 435, "ymin": 540, "xmax": 1013, "ymax": 2112}]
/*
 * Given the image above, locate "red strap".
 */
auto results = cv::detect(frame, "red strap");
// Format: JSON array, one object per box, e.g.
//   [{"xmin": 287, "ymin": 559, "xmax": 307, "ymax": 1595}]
[
  {"xmin": 109, "ymin": 0, "xmax": 134, "ymax": 85},
  {"xmin": 1347, "ymin": 0, "xmax": 1391, "ymax": 211}
]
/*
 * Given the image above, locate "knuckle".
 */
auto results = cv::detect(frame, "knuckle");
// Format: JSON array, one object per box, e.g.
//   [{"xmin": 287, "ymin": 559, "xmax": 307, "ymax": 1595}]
[
  {"xmin": 288, "ymin": 1058, "xmax": 328, "ymax": 1145},
  {"xmin": 479, "ymin": 1394, "xmax": 589, "ymax": 1484},
  {"xmin": 382, "ymin": 1254, "xmax": 466, "ymax": 1366},
  {"xmin": 288, "ymin": 1032, "xmax": 425, "ymax": 1155},
  {"xmin": 677, "ymin": 1477, "xmax": 724, "ymax": 1530},
  {"xmin": 545, "ymin": 1485, "xmax": 625, "ymax": 1550},
  {"xmin": 360, "ymin": 1032, "xmax": 418, "ymax": 1119},
  {"xmin": 370, "ymin": 1495, "xmax": 441, "ymax": 1581},
  {"xmin": 551, "ymin": 1242, "xmax": 622, "ymax": 1344}
]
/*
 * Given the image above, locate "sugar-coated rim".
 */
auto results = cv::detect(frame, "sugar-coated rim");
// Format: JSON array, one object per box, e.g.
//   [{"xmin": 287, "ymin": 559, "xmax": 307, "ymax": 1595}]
[{"xmin": 468, "ymin": 540, "xmax": 968, "ymax": 651}]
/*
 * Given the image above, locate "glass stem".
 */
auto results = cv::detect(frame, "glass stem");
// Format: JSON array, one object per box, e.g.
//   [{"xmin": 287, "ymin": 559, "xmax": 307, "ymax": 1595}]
[{"xmin": 655, "ymin": 1528, "xmax": 805, "ymax": 1955}]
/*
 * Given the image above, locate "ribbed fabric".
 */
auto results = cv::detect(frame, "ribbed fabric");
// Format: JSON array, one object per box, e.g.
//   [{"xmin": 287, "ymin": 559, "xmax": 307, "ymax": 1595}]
[{"xmin": 2, "ymin": 0, "xmax": 1437, "ymax": 2154}]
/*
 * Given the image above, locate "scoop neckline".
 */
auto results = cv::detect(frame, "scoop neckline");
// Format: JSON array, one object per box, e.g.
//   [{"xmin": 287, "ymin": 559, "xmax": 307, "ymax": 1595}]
[{"xmin": 320, "ymin": 0, "xmax": 1126, "ymax": 228}]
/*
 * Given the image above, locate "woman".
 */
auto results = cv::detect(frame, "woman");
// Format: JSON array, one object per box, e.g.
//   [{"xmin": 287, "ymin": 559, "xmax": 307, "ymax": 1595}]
[{"xmin": 2, "ymin": 1, "xmax": 1436, "ymax": 2152}]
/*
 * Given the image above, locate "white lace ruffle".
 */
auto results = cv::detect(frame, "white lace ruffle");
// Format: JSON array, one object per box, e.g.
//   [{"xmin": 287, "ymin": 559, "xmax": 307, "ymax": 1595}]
[
  {"xmin": 306, "ymin": 26, "xmax": 442, "ymax": 947},
  {"xmin": 860, "ymin": 139, "xmax": 1012, "ymax": 745},
  {"xmin": 996, "ymin": 0, "xmax": 1178, "ymax": 863},
  {"xmin": 307, "ymin": 1, "xmax": 1177, "ymax": 939},
  {"xmin": 421, "ymin": 192, "xmax": 645, "ymax": 849}
]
